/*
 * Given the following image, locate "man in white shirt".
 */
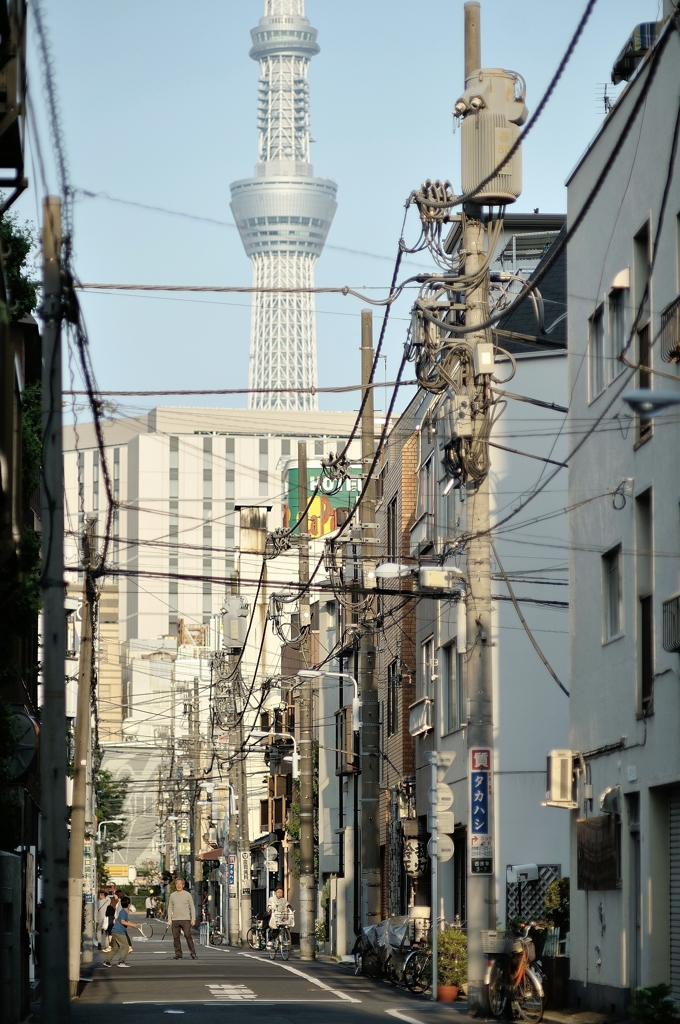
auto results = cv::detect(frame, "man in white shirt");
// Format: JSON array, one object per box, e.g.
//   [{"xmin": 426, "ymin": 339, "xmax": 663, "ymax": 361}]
[{"xmin": 167, "ymin": 878, "xmax": 197, "ymax": 960}]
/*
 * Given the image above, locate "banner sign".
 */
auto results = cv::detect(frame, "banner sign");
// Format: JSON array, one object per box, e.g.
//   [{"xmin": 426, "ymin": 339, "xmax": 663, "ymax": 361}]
[
  {"xmin": 469, "ymin": 747, "xmax": 493, "ymax": 875},
  {"xmin": 228, "ymin": 854, "xmax": 237, "ymax": 898},
  {"xmin": 240, "ymin": 851, "xmax": 251, "ymax": 897}
]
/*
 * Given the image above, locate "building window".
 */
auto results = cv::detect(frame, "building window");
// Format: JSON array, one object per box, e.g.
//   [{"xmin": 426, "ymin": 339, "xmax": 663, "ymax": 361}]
[
  {"xmin": 92, "ymin": 450, "xmax": 99, "ymax": 511},
  {"xmin": 314, "ymin": 440, "xmax": 324, "ymax": 456},
  {"xmin": 169, "ymin": 436, "xmax": 179, "ymax": 499},
  {"xmin": 387, "ymin": 660, "xmax": 399, "ymax": 736},
  {"xmin": 602, "ymin": 545, "xmax": 622, "ymax": 640},
  {"xmin": 636, "ymin": 489, "xmax": 653, "ymax": 714},
  {"xmin": 589, "ymin": 305, "xmax": 605, "ymax": 399},
  {"xmin": 259, "ymin": 438, "xmax": 268, "ymax": 496},
  {"xmin": 387, "ymin": 496, "xmax": 398, "ymax": 560},
  {"xmin": 203, "ymin": 437, "xmax": 212, "ymax": 499},
  {"xmin": 281, "ymin": 438, "xmax": 290, "ymax": 457},
  {"xmin": 609, "ymin": 288, "xmax": 626, "ymax": 375},
  {"xmin": 444, "ymin": 641, "xmax": 462, "ymax": 733},
  {"xmin": 636, "ymin": 324, "xmax": 652, "ymax": 442},
  {"xmin": 421, "ymin": 636, "xmax": 434, "ymax": 699},
  {"xmin": 418, "ymin": 455, "xmax": 435, "ymax": 518}
]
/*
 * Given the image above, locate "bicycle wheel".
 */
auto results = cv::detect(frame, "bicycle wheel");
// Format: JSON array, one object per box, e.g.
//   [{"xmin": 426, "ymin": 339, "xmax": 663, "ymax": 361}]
[
  {"xmin": 487, "ymin": 959, "xmax": 506, "ymax": 1018},
  {"xmin": 269, "ymin": 931, "xmax": 278, "ymax": 960},
  {"xmin": 139, "ymin": 922, "xmax": 153, "ymax": 939},
  {"xmin": 280, "ymin": 928, "xmax": 290, "ymax": 961},
  {"xmin": 404, "ymin": 949, "xmax": 432, "ymax": 994},
  {"xmin": 514, "ymin": 969, "xmax": 543, "ymax": 1023},
  {"xmin": 361, "ymin": 949, "xmax": 381, "ymax": 979},
  {"xmin": 247, "ymin": 927, "xmax": 260, "ymax": 950},
  {"xmin": 210, "ymin": 930, "xmax": 224, "ymax": 946}
]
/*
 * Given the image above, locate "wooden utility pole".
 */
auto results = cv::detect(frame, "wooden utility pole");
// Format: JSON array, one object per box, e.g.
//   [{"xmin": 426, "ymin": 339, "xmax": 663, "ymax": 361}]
[
  {"xmin": 359, "ymin": 309, "xmax": 380, "ymax": 930},
  {"xmin": 297, "ymin": 442, "xmax": 315, "ymax": 960},
  {"xmin": 39, "ymin": 195, "xmax": 70, "ymax": 1020},
  {"xmin": 68, "ymin": 519, "xmax": 97, "ymax": 997}
]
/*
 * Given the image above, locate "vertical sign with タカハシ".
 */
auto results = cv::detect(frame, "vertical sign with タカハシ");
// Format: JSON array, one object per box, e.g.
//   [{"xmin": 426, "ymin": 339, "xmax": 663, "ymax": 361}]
[
  {"xmin": 469, "ymin": 747, "xmax": 493, "ymax": 875},
  {"xmin": 228, "ymin": 854, "xmax": 237, "ymax": 900}
]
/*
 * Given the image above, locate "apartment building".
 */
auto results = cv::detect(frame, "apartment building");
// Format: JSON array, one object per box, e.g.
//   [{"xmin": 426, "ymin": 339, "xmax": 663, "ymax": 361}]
[{"xmin": 566, "ymin": 9, "xmax": 680, "ymax": 1011}]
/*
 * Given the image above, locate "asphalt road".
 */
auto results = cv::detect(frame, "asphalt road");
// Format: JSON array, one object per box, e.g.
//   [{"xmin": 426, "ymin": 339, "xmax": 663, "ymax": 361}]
[{"xmin": 45, "ymin": 916, "xmax": 477, "ymax": 1024}]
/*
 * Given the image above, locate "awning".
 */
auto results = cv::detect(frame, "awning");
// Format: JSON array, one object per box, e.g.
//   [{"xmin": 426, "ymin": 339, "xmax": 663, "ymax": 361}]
[{"xmin": 197, "ymin": 848, "xmax": 223, "ymax": 861}]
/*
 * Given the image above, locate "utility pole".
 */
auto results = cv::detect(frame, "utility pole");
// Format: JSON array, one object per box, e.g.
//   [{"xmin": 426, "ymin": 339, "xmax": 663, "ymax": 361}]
[
  {"xmin": 68, "ymin": 518, "xmax": 97, "ymax": 997},
  {"xmin": 190, "ymin": 676, "xmax": 200, "ymax": 892},
  {"xmin": 462, "ymin": 3, "xmax": 495, "ymax": 1012},
  {"xmin": 297, "ymin": 441, "xmax": 315, "ymax": 960},
  {"xmin": 236, "ymin": 673, "xmax": 251, "ymax": 944},
  {"xmin": 39, "ymin": 195, "xmax": 70, "ymax": 1020},
  {"xmin": 359, "ymin": 310, "xmax": 380, "ymax": 930}
]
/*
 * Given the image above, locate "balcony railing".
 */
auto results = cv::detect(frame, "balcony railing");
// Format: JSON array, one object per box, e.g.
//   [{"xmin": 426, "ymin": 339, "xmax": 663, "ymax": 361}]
[
  {"xmin": 409, "ymin": 697, "xmax": 434, "ymax": 737},
  {"xmin": 660, "ymin": 294, "xmax": 680, "ymax": 363}
]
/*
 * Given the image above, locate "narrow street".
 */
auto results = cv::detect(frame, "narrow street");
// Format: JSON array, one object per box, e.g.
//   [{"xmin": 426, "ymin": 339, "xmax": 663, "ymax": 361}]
[{"xmin": 59, "ymin": 918, "xmax": 474, "ymax": 1024}]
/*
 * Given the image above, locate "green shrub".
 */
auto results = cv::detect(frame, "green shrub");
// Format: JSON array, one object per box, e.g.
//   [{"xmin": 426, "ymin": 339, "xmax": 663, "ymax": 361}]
[
  {"xmin": 629, "ymin": 985, "xmax": 680, "ymax": 1024},
  {"xmin": 544, "ymin": 877, "xmax": 570, "ymax": 932},
  {"xmin": 437, "ymin": 928, "xmax": 467, "ymax": 987}
]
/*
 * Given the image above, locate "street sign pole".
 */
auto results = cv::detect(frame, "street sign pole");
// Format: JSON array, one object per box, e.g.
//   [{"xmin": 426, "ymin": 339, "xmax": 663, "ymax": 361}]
[{"xmin": 426, "ymin": 752, "xmax": 455, "ymax": 1002}]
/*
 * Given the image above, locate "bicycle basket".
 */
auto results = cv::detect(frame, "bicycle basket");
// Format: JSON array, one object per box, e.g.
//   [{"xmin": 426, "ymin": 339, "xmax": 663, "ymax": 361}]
[
  {"xmin": 481, "ymin": 930, "xmax": 515, "ymax": 954},
  {"xmin": 280, "ymin": 909, "xmax": 295, "ymax": 928}
]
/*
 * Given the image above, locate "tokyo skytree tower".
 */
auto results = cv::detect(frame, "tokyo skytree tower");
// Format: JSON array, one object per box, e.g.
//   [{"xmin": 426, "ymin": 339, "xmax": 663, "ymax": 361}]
[{"xmin": 230, "ymin": 0, "xmax": 337, "ymax": 411}]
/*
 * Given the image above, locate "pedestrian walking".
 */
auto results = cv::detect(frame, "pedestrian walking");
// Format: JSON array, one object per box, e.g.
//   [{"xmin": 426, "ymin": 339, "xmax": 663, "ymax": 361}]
[
  {"xmin": 114, "ymin": 888, "xmax": 134, "ymax": 953},
  {"xmin": 145, "ymin": 893, "xmax": 155, "ymax": 918},
  {"xmin": 104, "ymin": 892, "xmax": 118, "ymax": 951},
  {"xmin": 103, "ymin": 896, "xmax": 139, "ymax": 968},
  {"xmin": 96, "ymin": 890, "xmax": 109, "ymax": 950},
  {"xmin": 167, "ymin": 878, "xmax": 197, "ymax": 960}
]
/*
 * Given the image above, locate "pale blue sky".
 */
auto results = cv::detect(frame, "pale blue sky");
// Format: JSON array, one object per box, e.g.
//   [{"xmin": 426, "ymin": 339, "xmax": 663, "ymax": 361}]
[{"xmin": 21, "ymin": 0, "xmax": 658, "ymax": 415}]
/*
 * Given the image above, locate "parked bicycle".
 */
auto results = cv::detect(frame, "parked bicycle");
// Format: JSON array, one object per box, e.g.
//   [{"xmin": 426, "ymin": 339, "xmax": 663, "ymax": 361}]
[
  {"xmin": 484, "ymin": 926, "xmax": 545, "ymax": 1023},
  {"xmin": 247, "ymin": 916, "xmax": 267, "ymax": 951},
  {"xmin": 403, "ymin": 946, "xmax": 432, "ymax": 993},
  {"xmin": 208, "ymin": 919, "xmax": 224, "ymax": 946}
]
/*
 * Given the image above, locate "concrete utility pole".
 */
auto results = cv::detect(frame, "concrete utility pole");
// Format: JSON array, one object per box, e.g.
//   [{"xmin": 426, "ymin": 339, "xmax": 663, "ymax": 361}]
[
  {"xmin": 359, "ymin": 309, "xmax": 380, "ymax": 930},
  {"xmin": 39, "ymin": 195, "xmax": 70, "ymax": 1020},
  {"xmin": 68, "ymin": 518, "xmax": 97, "ymax": 997},
  {"xmin": 297, "ymin": 441, "xmax": 316, "ymax": 960},
  {"xmin": 236, "ymin": 674, "xmax": 251, "ymax": 944},
  {"xmin": 190, "ymin": 676, "xmax": 200, "ymax": 891},
  {"xmin": 462, "ymin": 2, "xmax": 495, "ymax": 1012}
]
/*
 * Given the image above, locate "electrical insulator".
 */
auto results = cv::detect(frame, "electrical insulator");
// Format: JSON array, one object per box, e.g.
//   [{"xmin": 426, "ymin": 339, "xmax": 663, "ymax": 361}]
[{"xmin": 454, "ymin": 69, "xmax": 528, "ymax": 204}]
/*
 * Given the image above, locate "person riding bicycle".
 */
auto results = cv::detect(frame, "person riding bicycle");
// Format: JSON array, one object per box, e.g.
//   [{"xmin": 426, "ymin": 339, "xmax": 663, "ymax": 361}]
[{"xmin": 265, "ymin": 886, "xmax": 292, "ymax": 948}]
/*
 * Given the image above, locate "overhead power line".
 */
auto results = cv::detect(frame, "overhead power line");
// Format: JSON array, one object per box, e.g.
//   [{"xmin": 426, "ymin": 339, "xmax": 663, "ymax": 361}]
[{"xmin": 63, "ymin": 378, "xmax": 418, "ymax": 398}]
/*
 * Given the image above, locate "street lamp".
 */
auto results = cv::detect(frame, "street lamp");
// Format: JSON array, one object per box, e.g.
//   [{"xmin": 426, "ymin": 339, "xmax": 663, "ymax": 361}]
[
  {"xmin": 96, "ymin": 820, "xmax": 123, "ymax": 845},
  {"xmin": 623, "ymin": 389, "xmax": 680, "ymax": 417},
  {"xmin": 248, "ymin": 729, "xmax": 300, "ymax": 776},
  {"xmin": 298, "ymin": 670, "xmax": 361, "ymax": 732}
]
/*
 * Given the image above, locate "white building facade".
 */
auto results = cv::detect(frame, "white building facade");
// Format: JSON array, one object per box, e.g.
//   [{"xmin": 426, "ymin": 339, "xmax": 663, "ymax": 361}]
[{"xmin": 566, "ymin": 11, "xmax": 680, "ymax": 1011}]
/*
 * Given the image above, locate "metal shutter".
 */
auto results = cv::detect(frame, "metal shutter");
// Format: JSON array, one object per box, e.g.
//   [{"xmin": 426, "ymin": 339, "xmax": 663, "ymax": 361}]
[{"xmin": 670, "ymin": 790, "xmax": 680, "ymax": 1001}]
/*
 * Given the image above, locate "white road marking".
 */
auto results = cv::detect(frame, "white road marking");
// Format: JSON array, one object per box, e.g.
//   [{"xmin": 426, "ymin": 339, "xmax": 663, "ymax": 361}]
[
  {"xmin": 206, "ymin": 984, "xmax": 257, "ymax": 1000},
  {"xmin": 386, "ymin": 1010, "xmax": 427, "ymax": 1024},
  {"xmin": 236, "ymin": 951, "xmax": 360, "ymax": 1003}
]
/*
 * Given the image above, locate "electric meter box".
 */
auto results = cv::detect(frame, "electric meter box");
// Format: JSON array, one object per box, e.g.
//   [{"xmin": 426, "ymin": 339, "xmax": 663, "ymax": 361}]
[
  {"xmin": 452, "ymin": 395, "xmax": 473, "ymax": 438},
  {"xmin": 473, "ymin": 344, "xmax": 495, "ymax": 377},
  {"xmin": 456, "ymin": 68, "xmax": 528, "ymax": 204}
]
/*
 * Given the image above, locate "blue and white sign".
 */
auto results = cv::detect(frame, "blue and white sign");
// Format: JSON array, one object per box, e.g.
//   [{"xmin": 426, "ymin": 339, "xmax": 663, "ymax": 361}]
[{"xmin": 469, "ymin": 747, "xmax": 493, "ymax": 875}]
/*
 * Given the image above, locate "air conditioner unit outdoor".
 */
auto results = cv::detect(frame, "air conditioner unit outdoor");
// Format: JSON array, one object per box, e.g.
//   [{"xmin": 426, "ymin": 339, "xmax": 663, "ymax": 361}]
[{"xmin": 544, "ymin": 749, "xmax": 578, "ymax": 809}]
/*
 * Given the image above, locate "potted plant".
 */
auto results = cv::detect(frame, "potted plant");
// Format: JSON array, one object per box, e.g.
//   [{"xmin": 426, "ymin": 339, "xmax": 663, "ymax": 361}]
[{"xmin": 436, "ymin": 928, "xmax": 467, "ymax": 1002}]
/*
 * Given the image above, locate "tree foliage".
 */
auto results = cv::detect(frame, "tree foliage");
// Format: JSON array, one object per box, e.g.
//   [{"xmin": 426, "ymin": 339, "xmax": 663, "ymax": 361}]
[
  {"xmin": 0, "ymin": 209, "xmax": 39, "ymax": 321},
  {"xmin": 95, "ymin": 769, "xmax": 129, "ymax": 877}
]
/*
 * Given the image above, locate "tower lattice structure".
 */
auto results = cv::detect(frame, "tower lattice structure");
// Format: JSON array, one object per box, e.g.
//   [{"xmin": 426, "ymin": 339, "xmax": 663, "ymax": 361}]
[{"xmin": 230, "ymin": 0, "xmax": 337, "ymax": 411}]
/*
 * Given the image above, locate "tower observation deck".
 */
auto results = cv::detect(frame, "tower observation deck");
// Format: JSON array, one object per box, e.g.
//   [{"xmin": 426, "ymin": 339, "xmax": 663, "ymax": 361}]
[{"xmin": 230, "ymin": 0, "xmax": 337, "ymax": 411}]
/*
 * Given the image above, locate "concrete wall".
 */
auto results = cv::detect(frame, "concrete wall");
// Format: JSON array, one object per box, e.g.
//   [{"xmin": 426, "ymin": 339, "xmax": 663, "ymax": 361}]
[{"xmin": 566, "ymin": 21, "xmax": 680, "ymax": 1010}]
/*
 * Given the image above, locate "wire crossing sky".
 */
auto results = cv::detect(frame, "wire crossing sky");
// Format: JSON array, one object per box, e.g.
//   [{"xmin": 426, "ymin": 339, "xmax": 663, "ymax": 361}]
[{"xmin": 22, "ymin": 0, "xmax": 658, "ymax": 411}]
